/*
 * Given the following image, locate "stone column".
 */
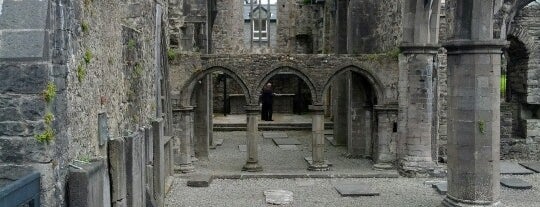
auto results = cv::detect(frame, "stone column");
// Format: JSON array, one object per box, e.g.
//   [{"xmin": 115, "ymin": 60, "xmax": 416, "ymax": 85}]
[
  {"xmin": 242, "ymin": 105, "xmax": 263, "ymax": 172},
  {"xmin": 443, "ymin": 1, "xmax": 506, "ymax": 206},
  {"xmin": 398, "ymin": 44, "xmax": 439, "ymax": 176},
  {"xmin": 373, "ymin": 105, "xmax": 398, "ymax": 169},
  {"xmin": 332, "ymin": 71, "xmax": 350, "ymax": 146},
  {"xmin": 308, "ymin": 105, "xmax": 329, "ymax": 171},
  {"xmin": 194, "ymin": 76, "xmax": 211, "ymax": 160},
  {"xmin": 178, "ymin": 107, "xmax": 194, "ymax": 173}
]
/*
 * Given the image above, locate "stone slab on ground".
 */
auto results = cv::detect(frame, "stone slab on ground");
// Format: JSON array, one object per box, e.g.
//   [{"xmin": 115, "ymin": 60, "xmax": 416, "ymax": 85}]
[
  {"xmin": 263, "ymin": 132, "xmax": 288, "ymax": 139},
  {"xmin": 500, "ymin": 178, "xmax": 532, "ymax": 189},
  {"xmin": 326, "ymin": 136, "xmax": 345, "ymax": 146},
  {"xmin": 273, "ymin": 138, "xmax": 301, "ymax": 145},
  {"xmin": 334, "ymin": 183, "xmax": 379, "ymax": 197},
  {"xmin": 187, "ymin": 175, "xmax": 213, "ymax": 187},
  {"xmin": 264, "ymin": 190, "xmax": 293, "ymax": 205},
  {"xmin": 238, "ymin": 145, "xmax": 247, "ymax": 152},
  {"xmin": 432, "ymin": 182, "xmax": 447, "ymax": 195},
  {"xmin": 278, "ymin": 145, "xmax": 299, "ymax": 151},
  {"xmin": 215, "ymin": 139, "xmax": 224, "ymax": 146},
  {"xmin": 519, "ymin": 162, "xmax": 540, "ymax": 173},
  {"xmin": 304, "ymin": 157, "xmax": 333, "ymax": 166},
  {"xmin": 501, "ymin": 161, "xmax": 535, "ymax": 175}
]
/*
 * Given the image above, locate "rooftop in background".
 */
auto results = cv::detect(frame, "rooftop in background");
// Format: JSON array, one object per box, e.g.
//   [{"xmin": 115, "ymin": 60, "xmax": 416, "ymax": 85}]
[{"xmin": 244, "ymin": 4, "xmax": 277, "ymax": 21}]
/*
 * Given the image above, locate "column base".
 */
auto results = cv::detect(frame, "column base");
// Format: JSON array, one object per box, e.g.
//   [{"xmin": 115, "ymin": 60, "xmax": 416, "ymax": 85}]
[
  {"xmin": 399, "ymin": 156, "xmax": 435, "ymax": 177},
  {"xmin": 308, "ymin": 163, "xmax": 329, "ymax": 171},
  {"xmin": 176, "ymin": 164, "xmax": 195, "ymax": 173},
  {"xmin": 373, "ymin": 163, "xmax": 394, "ymax": 170},
  {"xmin": 443, "ymin": 195, "xmax": 502, "ymax": 207},
  {"xmin": 242, "ymin": 162, "xmax": 263, "ymax": 172}
]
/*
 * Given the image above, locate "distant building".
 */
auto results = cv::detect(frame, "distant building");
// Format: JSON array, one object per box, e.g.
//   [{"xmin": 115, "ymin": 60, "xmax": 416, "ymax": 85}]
[{"xmin": 243, "ymin": 3, "xmax": 277, "ymax": 52}]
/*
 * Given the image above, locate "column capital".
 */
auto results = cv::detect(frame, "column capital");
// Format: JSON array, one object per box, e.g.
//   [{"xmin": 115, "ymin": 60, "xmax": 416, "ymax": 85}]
[
  {"xmin": 443, "ymin": 40, "xmax": 508, "ymax": 54},
  {"xmin": 308, "ymin": 105, "xmax": 325, "ymax": 112},
  {"xmin": 399, "ymin": 43, "xmax": 441, "ymax": 54},
  {"xmin": 244, "ymin": 105, "xmax": 260, "ymax": 114}
]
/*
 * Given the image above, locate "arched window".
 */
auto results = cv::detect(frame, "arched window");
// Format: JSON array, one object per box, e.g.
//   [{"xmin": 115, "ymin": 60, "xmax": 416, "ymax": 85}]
[{"xmin": 252, "ymin": 7, "xmax": 269, "ymax": 41}]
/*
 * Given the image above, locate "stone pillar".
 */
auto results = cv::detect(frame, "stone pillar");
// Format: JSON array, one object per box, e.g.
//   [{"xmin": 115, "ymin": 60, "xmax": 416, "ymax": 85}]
[
  {"xmin": 178, "ymin": 107, "xmax": 194, "ymax": 173},
  {"xmin": 374, "ymin": 105, "xmax": 398, "ymax": 169},
  {"xmin": 335, "ymin": 0, "xmax": 348, "ymax": 54},
  {"xmin": 194, "ymin": 76, "xmax": 211, "ymax": 160},
  {"xmin": 398, "ymin": 44, "xmax": 439, "ymax": 176},
  {"xmin": 442, "ymin": 0, "xmax": 506, "ymax": 206},
  {"xmin": 308, "ymin": 105, "xmax": 329, "ymax": 171},
  {"xmin": 242, "ymin": 105, "xmax": 263, "ymax": 172}
]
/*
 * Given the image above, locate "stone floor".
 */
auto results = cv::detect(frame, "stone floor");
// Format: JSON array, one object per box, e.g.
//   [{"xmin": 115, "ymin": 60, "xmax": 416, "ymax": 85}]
[{"xmin": 184, "ymin": 131, "xmax": 397, "ymax": 178}]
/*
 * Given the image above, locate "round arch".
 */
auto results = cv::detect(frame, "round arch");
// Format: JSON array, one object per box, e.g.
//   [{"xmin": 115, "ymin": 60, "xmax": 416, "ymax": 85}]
[
  {"xmin": 179, "ymin": 66, "xmax": 251, "ymax": 107},
  {"xmin": 256, "ymin": 66, "xmax": 318, "ymax": 104},
  {"xmin": 322, "ymin": 65, "xmax": 385, "ymax": 105}
]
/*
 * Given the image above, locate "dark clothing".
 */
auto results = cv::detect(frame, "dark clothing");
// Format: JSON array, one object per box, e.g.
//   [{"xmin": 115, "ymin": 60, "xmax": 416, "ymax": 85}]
[{"xmin": 260, "ymin": 88, "xmax": 274, "ymax": 121}]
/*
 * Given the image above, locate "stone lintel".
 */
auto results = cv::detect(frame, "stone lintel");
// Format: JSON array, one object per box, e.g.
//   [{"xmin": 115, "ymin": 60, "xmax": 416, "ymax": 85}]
[
  {"xmin": 177, "ymin": 106, "xmax": 194, "ymax": 111},
  {"xmin": 374, "ymin": 104, "xmax": 398, "ymax": 112},
  {"xmin": 444, "ymin": 40, "xmax": 508, "ymax": 54},
  {"xmin": 399, "ymin": 43, "xmax": 441, "ymax": 54}
]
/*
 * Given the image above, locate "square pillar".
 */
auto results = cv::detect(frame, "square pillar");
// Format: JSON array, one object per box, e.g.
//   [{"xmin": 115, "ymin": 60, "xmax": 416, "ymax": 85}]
[
  {"xmin": 242, "ymin": 105, "xmax": 263, "ymax": 172},
  {"xmin": 194, "ymin": 76, "xmax": 211, "ymax": 161},
  {"xmin": 398, "ymin": 44, "xmax": 440, "ymax": 176},
  {"xmin": 308, "ymin": 105, "xmax": 329, "ymax": 171}
]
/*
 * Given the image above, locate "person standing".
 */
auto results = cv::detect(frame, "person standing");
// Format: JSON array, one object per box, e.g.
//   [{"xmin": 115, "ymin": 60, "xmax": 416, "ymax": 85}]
[{"xmin": 260, "ymin": 83, "xmax": 274, "ymax": 121}]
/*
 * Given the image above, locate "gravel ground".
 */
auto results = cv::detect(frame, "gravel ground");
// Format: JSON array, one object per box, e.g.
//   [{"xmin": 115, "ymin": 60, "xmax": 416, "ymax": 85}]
[
  {"xmin": 165, "ymin": 173, "xmax": 540, "ymax": 207},
  {"xmin": 193, "ymin": 131, "xmax": 392, "ymax": 176},
  {"xmin": 167, "ymin": 131, "xmax": 540, "ymax": 206}
]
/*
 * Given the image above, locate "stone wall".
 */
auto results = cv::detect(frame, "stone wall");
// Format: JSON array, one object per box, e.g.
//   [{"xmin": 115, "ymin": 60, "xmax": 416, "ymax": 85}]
[
  {"xmin": 168, "ymin": 0, "xmax": 208, "ymax": 52},
  {"xmin": 0, "ymin": 0, "xmax": 166, "ymax": 206},
  {"xmin": 212, "ymin": 0, "xmax": 245, "ymax": 54},
  {"xmin": 276, "ymin": 1, "xmax": 325, "ymax": 54},
  {"xmin": 347, "ymin": 0, "xmax": 402, "ymax": 53}
]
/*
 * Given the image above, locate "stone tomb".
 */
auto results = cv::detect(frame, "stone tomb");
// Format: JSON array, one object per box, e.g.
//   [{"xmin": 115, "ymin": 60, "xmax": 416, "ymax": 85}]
[
  {"xmin": 263, "ymin": 132, "xmax": 288, "ymax": 139},
  {"xmin": 278, "ymin": 145, "xmax": 299, "ymax": 151},
  {"xmin": 272, "ymin": 138, "xmax": 301, "ymax": 145},
  {"xmin": 519, "ymin": 162, "xmax": 540, "ymax": 173},
  {"xmin": 500, "ymin": 161, "xmax": 535, "ymax": 175},
  {"xmin": 334, "ymin": 183, "xmax": 379, "ymax": 197},
  {"xmin": 500, "ymin": 178, "xmax": 532, "ymax": 189}
]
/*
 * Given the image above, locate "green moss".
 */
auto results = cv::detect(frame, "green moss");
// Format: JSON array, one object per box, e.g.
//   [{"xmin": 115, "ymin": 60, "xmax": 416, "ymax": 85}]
[
  {"xmin": 134, "ymin": 62, "xmax": 143, "ymax": 77},
  {"xmin": 35, "ymin": 127, "xmax": 54, "ymax": 144},
  {"xmin": 478, "ymin": 120, "xmax": 486, "ymax": 134},
  {"xmin": 44, "ymin": 112, "xmax": 54, "ymax": 125},
  {"xmin": 84, "ymin": 49, "xmax": 93, "ymax": 64},
  {"xmin": 81, "ymin": 21, "xmax": 89, "ymax": 33},
  {"xmin": 43, "ymin": 82, "xmax": 57, "ymax": 103},
  {"xmin": 303, "ymin": 0, "xmax": 312, "ymax": 4},
  {"xmin": 167, "ymin": 48, "xmax": 176, "ymax": 61},
  {"xmin": 127, "ymin": 39, "xmax": 136, "ymax": 50},
  {"xmin": 386, "ymin": 47, "xmax": 401, "ymax": 60},
  {"xmin": 77, "ymin": 64, "xmax": 87, "ymax": 83}
]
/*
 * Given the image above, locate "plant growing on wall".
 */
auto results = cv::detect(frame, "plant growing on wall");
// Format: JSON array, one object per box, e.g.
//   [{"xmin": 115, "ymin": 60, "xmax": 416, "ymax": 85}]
[
  {"xmin": 84, "ymin": 49, "xmax": 93, "ymax": 64},
  {"xmin": 77, "ymin": 63, "xmax": 87, "ymax": 83},
  {"xmin": 36, "ymin": 82, "xmax": 57, "ymax": 144}
]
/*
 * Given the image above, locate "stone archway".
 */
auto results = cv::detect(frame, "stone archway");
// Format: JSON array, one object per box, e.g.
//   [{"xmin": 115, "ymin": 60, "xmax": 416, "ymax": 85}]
[{"xmin": 322, "ymin": 66, "xmax": 384, "ymax": 161}]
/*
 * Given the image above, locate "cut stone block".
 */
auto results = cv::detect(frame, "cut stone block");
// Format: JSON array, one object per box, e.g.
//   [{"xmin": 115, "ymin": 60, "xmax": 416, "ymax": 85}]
[
  {"xmin": 501, "ymin": 161, "xmax": 534, "ymax": 175},
  {"xmin": 263, "ymin": 132, "xmax": 288, "ymax": 139},
  {"xmin": 215, "ymin": 139, "xmax": 224, "ymax": 146},
  {"xmin": 326, "ymin": 136, "xmax": 345, "ymax": 146},
  {"xmin": 304, "ymin": 157, "xmax": 333, "ymax": 166},
  {"xmin": 334, "ymin": 183, "xmax": 379, "ymax": 196},
  {"xmin": 432, "ymin": 182, "xmax": 447, "ymax": 195},
  {"xmin": 264, "ymin": 190, "xmax": 293, "ymax": 205},
  {"xmin": 519, "ymin": 162, "xmax": 540, "ymax": 173},
  {"xmin": 500, "ymin": 178, "xmax": 532, "ymax": 189},
  {"xmin": 273, "ymin": 138, "xmax": 301, "ymax": 145},
  {"xmin": 238, "ymin": 145, "xmax": 247, "ymax": 152},
  {"xmin": 278, "ymin": 145, "xmax": 299, "ymax": 151},
  {"xmin": 187, "ymin": 175, "xmax": 213, "ymax": 187}
]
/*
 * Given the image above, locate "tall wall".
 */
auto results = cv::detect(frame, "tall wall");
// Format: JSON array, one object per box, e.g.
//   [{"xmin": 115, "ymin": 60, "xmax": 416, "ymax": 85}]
[
  {"xmin": 0, "ymin": 0, "xmax": 165, "ymax": 205},
  {"xmin": 347, "ymin": 0, "xmax": 402, "ymax": 53},
  {"xmin": 212, "ymin": 0, "xmax": 245, "ymax": 53}
]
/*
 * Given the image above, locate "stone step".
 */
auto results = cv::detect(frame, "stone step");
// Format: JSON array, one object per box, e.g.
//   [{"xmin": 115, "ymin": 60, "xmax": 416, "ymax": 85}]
[
  {"xmin": 214, "ymin": 123, "xmax": 334, "ymax": 131},
  {"xmin": 187, "ymin": 174, "xmax": 213, "ymax": 187}
]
